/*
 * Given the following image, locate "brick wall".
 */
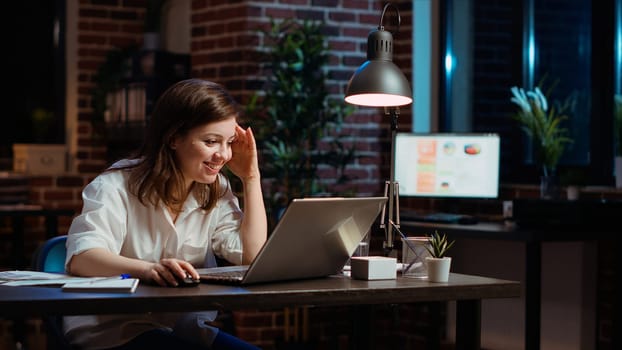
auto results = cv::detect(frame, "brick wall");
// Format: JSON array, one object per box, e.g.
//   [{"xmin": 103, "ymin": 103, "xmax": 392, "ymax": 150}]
[
  {"xmin": 75, "ymin": 1, "xmax": 146, "ymax": 174},
  {"xmin": 69, "ymin": 0, "xmax": 414, "ymax": 195},
  {"xmin": 190, "ymin": 0, "xmax": 413, "ymax": 197}
]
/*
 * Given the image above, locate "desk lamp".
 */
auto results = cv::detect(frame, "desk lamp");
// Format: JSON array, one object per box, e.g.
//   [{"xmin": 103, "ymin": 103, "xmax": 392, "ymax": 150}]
[{"xmin": 345, "ymin": 2, "xmax": 413, "ymax": 254}]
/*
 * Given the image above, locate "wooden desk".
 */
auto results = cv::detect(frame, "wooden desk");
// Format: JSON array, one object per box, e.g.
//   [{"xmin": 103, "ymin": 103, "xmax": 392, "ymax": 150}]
[
  {"xmin": 0, "ymin": 204, "xmax": 75, "ymax": 268},
  {"xmin": 400, "ymin": 220, "xmax": 618, "ymax": 350},
  {"xmin": 0, "ymin": 273, "xmax": 520, "ymax": 349}
]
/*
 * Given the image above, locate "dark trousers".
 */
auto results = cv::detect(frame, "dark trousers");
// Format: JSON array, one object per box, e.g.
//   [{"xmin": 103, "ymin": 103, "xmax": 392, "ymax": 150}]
[{"xmin": 107, "ymin": 328, "xmax": 261, "ymax": 350}]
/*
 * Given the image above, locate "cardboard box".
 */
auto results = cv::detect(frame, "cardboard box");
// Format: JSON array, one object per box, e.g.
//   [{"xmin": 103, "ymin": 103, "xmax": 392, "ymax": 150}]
[
  {"xmin": 350, "ymin": 256, "xmax": 397, "ymax": 280},
  {"xmin": 13, "ymin": 144, "xmax": 67, "ymax": 175}
]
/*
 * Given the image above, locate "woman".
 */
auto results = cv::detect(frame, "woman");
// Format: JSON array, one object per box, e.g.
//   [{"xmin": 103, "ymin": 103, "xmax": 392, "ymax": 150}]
[{"xmin": 64, "ymin": 79, "xmax": 267, "ymax": 349}]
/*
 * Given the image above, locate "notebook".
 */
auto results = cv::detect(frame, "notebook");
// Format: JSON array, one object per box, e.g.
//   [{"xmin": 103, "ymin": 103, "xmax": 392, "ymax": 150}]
[
  {"xmin": 61, "ymin": 277, "xmax": 139, "ymax": 293},
  {"xmin": 197, "ymin": 196, "xmax": 387, "ymax": 285}
]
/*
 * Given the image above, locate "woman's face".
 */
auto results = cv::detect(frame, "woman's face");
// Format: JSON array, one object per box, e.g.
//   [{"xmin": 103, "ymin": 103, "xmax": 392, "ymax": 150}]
[{"xmin": 171, "ymin": 117, "xmax": 237, "ymax": 188}]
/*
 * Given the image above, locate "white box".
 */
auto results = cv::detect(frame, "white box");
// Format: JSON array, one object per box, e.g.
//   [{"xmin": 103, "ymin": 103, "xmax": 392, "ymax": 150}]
[
  {"xmin": 13, "ymin": 143, "xmax": 67, "ymax": 175},
  {"xmin": 350, "ymin": 256, "xmax": 397, "ymax": 280}
]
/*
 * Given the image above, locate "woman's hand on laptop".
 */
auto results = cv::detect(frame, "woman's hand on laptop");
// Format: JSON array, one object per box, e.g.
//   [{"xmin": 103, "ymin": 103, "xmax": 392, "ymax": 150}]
[{"xmin": 141, "ymin": 258, "xmax": 199, "ymax": 287}]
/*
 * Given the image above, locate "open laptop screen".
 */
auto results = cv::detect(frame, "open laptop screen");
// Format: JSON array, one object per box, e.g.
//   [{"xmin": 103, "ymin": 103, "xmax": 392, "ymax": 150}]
[{"xmin": 394, "ymin": 133, "xmax": 500, "ymax": 199}]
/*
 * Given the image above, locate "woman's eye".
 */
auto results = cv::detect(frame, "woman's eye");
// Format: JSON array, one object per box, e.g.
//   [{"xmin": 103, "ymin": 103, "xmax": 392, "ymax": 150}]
[{"xmin": 204, "ymin": 139, "xmax": 218, "ymax": 145}]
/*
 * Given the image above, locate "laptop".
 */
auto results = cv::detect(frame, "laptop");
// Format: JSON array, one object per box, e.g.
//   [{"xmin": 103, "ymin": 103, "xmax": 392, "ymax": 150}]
[{"xmin": 197, "ymin": 196, "xmax": 387, "ymax": 285}]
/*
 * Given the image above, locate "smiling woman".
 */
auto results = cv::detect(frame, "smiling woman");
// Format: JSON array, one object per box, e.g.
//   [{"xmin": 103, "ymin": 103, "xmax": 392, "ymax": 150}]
[
  {"xmin": 2, "ymin": 0, "xmax": 65, "ymax": 168},
  {"xmin": 63, "ymin": 79, "xmax": 266, "ymax": 349}
]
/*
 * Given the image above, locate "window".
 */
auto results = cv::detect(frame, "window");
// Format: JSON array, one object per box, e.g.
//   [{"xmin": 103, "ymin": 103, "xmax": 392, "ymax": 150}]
[
  {"xmin": 2, "ymin": 1, "xmax": 65, "ymax": 168},
  {"xmin": 438, "ymin": 0, "xmax": 619, "ymax": 185}
]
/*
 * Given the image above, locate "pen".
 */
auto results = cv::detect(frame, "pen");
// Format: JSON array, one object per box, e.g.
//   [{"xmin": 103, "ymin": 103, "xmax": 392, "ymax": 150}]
[
  {"xmin": 390, "ymin": 220, "xmax": 420, "ymax": 272},
  {"xmin": 74, "ymin": 274, "xmax": 132, "ymax": 284}
]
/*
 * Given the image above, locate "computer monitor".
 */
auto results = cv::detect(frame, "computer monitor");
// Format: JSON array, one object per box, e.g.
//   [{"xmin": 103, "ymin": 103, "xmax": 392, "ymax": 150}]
[{"xmin": 394, "ymin": 133, "xmax": 500, "ymax": 198}]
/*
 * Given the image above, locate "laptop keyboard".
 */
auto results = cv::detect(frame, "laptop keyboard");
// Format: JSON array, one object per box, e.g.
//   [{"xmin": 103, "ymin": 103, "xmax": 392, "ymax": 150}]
[{"xmin": 197, "ymin": 266, "xmax": 249, "ymax": 283}]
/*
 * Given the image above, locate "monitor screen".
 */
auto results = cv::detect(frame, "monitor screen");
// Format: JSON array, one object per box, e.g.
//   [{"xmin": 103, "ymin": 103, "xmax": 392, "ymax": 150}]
[{"xmin": 394, "ymin": 133, "xmax": 500, "ymax": 198}]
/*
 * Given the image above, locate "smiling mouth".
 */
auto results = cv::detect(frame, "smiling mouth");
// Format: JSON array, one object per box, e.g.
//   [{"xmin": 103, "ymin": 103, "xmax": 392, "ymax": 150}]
[{"xmin": 204, "ymin": 162, "xmax": 222, "ymax": 172}]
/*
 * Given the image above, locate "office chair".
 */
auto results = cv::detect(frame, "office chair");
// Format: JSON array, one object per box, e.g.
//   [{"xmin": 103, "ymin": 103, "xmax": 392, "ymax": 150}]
[
  {"xmin": 32, "ymin": 234, "xmax": 73, "ymax": 350},
  {"xmin": 33, "ymin": 235, "xmax": 67, "ymax": 273}
]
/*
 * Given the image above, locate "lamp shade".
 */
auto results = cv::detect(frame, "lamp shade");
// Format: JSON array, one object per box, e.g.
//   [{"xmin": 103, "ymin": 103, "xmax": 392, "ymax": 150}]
[{"xmin": 345, "ymin": 27, "xmax": 412, "ymax": 107}]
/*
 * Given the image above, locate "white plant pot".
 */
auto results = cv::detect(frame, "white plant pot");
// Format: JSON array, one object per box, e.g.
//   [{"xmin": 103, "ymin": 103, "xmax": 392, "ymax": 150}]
[{"xmin": 426, "ymin": 257, "xmax": 452, "ymax": 283}]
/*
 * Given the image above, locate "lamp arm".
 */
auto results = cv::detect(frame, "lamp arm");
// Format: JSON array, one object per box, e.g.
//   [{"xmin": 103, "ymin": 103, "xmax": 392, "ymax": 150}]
[
  {"xmin": 378, "ymin": 106, "xmax": 401, "ymax": 254},
  {"xmin": 379, "ymin": 2, "xmax": 401, "ymax": 35}
]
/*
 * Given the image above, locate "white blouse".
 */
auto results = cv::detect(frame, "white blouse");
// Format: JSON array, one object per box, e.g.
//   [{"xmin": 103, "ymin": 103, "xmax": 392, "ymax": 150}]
[{"xmin": 63, "ymin": 160, "xmax": 244, "ymax": 349}]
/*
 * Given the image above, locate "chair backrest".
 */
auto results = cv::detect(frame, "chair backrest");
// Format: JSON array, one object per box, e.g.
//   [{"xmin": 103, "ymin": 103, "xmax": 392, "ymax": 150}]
[
  {"xmin": 34, "ymin": 235, "xmax": 67, "ymax": 273},
  {"xmin": 32, "ymin": 235, "xmax": 73, "ymax": 350}
]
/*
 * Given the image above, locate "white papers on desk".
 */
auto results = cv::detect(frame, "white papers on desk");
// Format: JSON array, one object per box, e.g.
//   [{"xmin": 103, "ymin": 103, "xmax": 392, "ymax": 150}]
[
  {"xmin": 0, "ymin": 270, "xmax": 91, "ymax": 286},
  {"xmin": 0, "ymin": 270, "xmax": 139, "ymax": 293}
]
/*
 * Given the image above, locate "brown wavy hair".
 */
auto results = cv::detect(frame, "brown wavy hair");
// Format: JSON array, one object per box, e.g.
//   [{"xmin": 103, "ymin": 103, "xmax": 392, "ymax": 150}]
[{"xmin": 115, "ymin": 79, "xmax": 241, "ymax": 212}]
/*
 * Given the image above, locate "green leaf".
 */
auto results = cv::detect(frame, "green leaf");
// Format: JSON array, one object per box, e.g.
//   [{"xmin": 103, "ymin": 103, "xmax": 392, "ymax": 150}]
[
  {"xmin": 424, "ymin": 231, "xmax": 455, "ymax": 258},
  {"xmin": 509, "ymin": 80, "xmax": 574, "ymax": 171}
]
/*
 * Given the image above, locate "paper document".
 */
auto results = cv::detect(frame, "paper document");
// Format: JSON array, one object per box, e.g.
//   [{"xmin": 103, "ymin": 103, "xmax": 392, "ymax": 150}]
[
  {"xmin": 0, "ymin": 270, "xmax": 139, "ymax": 292},
  {"xmin": 62, "ymin": 277, "xmax": 139, "ymax": 293},
  {"xmin": 0, "ymin": 270, "xmax": 93, "ymax": 286}
]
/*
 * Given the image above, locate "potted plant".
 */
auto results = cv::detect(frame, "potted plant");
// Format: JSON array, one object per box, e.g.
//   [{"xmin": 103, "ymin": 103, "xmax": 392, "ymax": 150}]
[
  {"xmin": 246, "ymin": 19, "xmax": 356, "ymax": 228},
  {"xmin": 91, "ymin": 46, "xmax": 137, "ymax": 126},
  {"xmin": 424, "ymin": 231, "xmax": 455, "ymax": 283},
  {"xmin": 509, "ymin": 81, "xmax": 574, "ymax": 199}
]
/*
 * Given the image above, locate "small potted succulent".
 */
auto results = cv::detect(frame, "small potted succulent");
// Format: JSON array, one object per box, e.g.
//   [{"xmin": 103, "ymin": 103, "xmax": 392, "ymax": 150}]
[{"xmin": 424, "ymin": 231, "xmax": 455, "ymax": 282}]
